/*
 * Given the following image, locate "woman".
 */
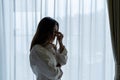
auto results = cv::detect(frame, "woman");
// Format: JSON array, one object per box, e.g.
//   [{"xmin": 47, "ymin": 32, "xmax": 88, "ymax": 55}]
[{"xmin": 29, "ymin": 17, "xmax": 68, "ymax": 80}]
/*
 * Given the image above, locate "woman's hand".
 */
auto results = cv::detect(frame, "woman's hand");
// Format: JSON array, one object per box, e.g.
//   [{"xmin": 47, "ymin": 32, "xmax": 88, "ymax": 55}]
[
  {"xmin": 56, "ymin": 32, "xmax": 63, "ymax": 43},
  {"xmin": 56, "ymin": 32, "xmax": 64, "ymax": 53}
]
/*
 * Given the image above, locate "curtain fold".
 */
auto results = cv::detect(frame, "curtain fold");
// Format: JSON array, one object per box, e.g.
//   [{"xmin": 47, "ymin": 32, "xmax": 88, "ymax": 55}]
[
  {"xmin": 107, "ymin": 0, "xmax": 120, "ymax": 80},
  {"xmin": 0, "ymin": 0, "xmax": 115, "ymax": 80},
  {"xmin": 0, "ymin": 0, "xmax": 6, "ymax": 80}
]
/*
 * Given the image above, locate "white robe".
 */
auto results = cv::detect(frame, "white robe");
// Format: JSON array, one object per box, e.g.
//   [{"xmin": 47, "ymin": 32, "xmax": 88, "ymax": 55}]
[{"xmin": 29, "ymin": 44, "xmax": 68, "ymax": 80}]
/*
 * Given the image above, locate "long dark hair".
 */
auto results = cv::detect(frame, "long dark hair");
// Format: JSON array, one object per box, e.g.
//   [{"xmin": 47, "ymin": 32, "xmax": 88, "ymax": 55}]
[{"xmin": 30, "ymin": 17, "xmax": 59, "ymax": 50}]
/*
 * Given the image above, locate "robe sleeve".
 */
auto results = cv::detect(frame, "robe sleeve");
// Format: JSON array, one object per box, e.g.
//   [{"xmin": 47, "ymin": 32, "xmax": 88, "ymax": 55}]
[{"xmin": 56, "ymin": 47, "xmax": 68, "ymax": 66}]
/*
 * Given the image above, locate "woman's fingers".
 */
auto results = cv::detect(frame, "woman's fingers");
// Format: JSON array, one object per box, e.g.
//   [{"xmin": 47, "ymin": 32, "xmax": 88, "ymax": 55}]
[{"xmin": 56, "ymin": 32, "xmax": 63, "ymax": 38}]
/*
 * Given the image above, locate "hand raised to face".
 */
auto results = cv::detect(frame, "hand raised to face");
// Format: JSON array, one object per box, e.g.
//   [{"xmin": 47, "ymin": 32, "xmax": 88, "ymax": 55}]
[{"xmin": 55, "ymin": 32, "xmax": 63, "ymax": 43}]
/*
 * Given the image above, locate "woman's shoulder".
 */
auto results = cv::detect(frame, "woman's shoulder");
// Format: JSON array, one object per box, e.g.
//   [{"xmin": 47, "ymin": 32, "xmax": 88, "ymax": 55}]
[
  {"xmin": 30, "ymin": 44, "xmax": 52, "ymax": 57},
  {"xmin": 30, "ymin": 44, "xmax": 43, "ymax": 56},
  {"xmin": 31, "ymin": 44, "xmax": 43, "ymax": 52},
  {"xmin": 30, "ymin": 44, "xmax": 55, "ymax": 62}
]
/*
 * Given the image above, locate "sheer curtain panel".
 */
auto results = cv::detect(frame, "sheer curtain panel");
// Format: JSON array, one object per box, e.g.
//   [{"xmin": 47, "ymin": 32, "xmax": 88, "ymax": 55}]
[{"xmin": 0, "ymin": 0, "xmax": 115, "ymax": 80}]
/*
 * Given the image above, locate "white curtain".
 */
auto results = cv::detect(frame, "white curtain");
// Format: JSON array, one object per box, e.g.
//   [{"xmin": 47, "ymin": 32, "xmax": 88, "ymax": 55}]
[{"xmin": 0, "ymin": 0, "xmax": 115, "ymax": 80}]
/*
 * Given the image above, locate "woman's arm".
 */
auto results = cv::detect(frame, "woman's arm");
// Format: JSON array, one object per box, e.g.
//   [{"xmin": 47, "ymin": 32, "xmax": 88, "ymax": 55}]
[
  {"xmin": 55, "ymin": 32, "xmax": 68, "ymax": 66},
  {"xmin": 56, "ymin": 47, "xmax": 68, "ymax": 66}
]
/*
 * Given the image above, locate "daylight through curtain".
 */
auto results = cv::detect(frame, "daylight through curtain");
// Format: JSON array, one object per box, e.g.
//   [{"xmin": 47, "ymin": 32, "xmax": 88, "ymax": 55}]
[{"xmin": 0, "ymin": 0, "xmax": 114, "ymax": 80}]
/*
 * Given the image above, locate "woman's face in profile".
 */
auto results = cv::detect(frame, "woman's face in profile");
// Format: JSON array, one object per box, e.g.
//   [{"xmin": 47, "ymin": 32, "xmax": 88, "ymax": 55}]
[{"xmin": 49, "ymin": 25, "xmax": 59, "ymax": 43}]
